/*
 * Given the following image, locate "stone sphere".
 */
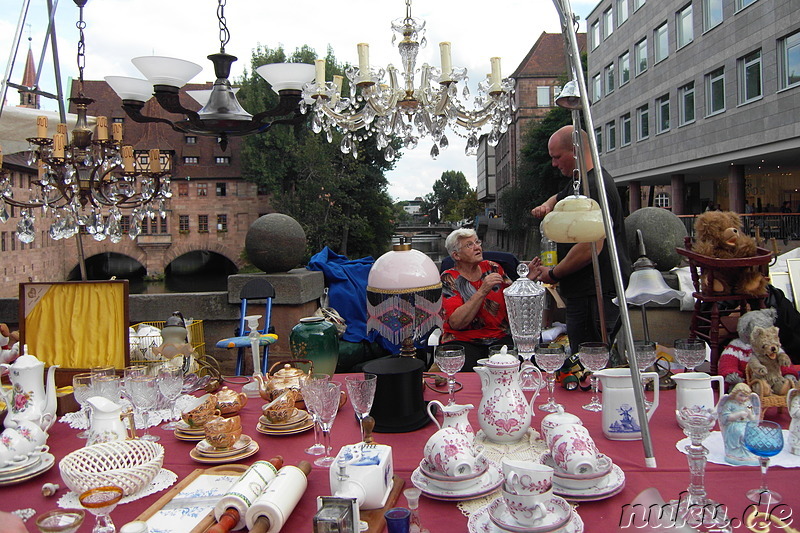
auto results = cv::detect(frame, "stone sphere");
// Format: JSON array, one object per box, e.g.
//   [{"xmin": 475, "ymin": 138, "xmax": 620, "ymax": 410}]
[
  {"xmin": 245, "ymin": 213, "xmax": 306, "ymax": 273},
  {"xmin": 625, "ymin": 207, "xmax": 688, "ymax": 271}
]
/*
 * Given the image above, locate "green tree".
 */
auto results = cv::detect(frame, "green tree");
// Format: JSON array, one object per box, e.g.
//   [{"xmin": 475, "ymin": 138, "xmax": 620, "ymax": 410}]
[
  {"xmin": 447, "ymin": 190, "xmax": 482, "ymax": 222},
  {"xmin": 237, "ymin": 45, "xmax": 397, "ymax": 259},
  {"xmin": 421, "ymin": 170, "xmax": 471, "ymax": 222}
]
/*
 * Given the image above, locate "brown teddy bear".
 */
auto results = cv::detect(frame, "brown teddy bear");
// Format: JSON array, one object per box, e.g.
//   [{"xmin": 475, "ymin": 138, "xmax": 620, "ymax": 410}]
[
  {"xmin": 746, "ymin": 325, "xmax": 798, "ymax": 397},
  {"xmin": 692, "ymin": 211, "xmax": 767, "ymax": 296}
]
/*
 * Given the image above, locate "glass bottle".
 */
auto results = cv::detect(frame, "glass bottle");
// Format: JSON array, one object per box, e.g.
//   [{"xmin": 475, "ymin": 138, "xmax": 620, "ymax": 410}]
[{"xmin": 540, "ymin": 231, "xmax": 558, "ymax": 267}]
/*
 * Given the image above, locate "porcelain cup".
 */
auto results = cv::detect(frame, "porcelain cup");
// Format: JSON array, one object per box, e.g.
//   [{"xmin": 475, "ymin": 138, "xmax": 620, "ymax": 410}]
[
  {"xmin": 550, "ymin": 425, "xmax": 600, "ymax": 475},
  {"xmin": 501, "ymin": 458, "xmax": 553, "ymax": 495},
  {"xmin": 10, "ymin": 418, "xmax": 49, "ymax": 448},
  {"xmin": 501, "ymin": 486, "xmax": 549, "ymax": 527},
  {"xmin": 0, "ymin": 427, "xmax": 48, "ymax": 459},
  {"xmin": 423, "ymin": 427, "xmax": 484, "ymax": 477},
  {"xmin": 181, "ymin": 393, "xmax": 220, "ymax": 428},
  {"xmin": 0, "ymin": 441, "xmax": 26, "ymax": 468},
  {"xmin": 540, "ymin": 409, "xmax": 583, "ymax": 446},
  {"xmin": 204, "ymin": 415, "xmax": 242, "ymax": 449}
]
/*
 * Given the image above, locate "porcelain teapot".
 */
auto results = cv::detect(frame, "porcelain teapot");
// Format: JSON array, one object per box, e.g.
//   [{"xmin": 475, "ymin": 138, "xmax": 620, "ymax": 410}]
[
  {"xmin": 474, "ymin": 349, "xmax": 542, "ymax": 443},
  {"xmin": 255, "ymin": 359, "xmax": 313, "ymax": 402},
  {"xmin": 426, "ymin": 400, "xmax": 474, "ymax": 442},
  {"xmin": 594, "ymin": 368, "xmax": 659, "ymax": 441},
  {"xmin": 0, "ymin": 353, "xmax": 58, "ymax": 430},
  {"xmin": 672, "ymin": 372, "xmax": 724, "ymax": 426},
  {"xmin": 86, "ymin": 396, "xmax": 136, "ymax": 446}
]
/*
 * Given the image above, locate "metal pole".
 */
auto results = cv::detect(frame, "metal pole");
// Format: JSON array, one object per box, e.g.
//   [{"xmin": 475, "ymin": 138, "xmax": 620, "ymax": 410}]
[{"xmin": 552, "ymin": 0, "xmax": 656, "ymax": 468}]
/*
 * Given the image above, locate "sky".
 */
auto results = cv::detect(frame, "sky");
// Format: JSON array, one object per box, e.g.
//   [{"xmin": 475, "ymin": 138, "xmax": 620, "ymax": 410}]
[{"xmin": 0, "ymin": 0, "xmax": 595, "ymax": 202}]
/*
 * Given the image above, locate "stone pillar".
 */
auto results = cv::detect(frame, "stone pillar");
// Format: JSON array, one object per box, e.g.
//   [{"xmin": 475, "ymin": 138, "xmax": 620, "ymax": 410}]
[
  {"xmin": 671, "ymin": 174, "xmax": 686, "ymax": 215},
  {"xmin": 629, "ymin": 181, "xmax": 642, "ymax": 213},
  {"xmin": 728, "ymin": 165, "xmax": 745, "ymax": 214}
]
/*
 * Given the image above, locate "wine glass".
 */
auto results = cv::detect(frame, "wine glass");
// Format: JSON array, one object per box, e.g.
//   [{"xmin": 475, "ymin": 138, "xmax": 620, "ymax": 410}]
[
  {"xmin": 534, "ymin": 343, "xmax": 567, "ymax": 412},
  {"xmin": 434, "ymin": 345, "xmax": 465, "ymax": 405},
  {"xmin": 78, "ymin": 485, "xmax": 123, "ymax": 533},
  {"xmin": 744, "ymin": 420, "xmax": 784, "ymax": 504},
  {"xmin": 344, "ymin": 373, "xmax": 377, "ymax": 443},
  {"xmin": 631, "ymin": 340, "xmax": 657, "ymax": 408},
  {"xmin": 673, "ymin": 338, "xmax": 707, "ymax": 372},
  {"xmin": 301, "ymin": 373, "xmax": 331, "ymax": 456},
  {"xmin": 157, "ymin": 364, "xmax": 184, "ymax": 430},
  {"xmin": 127, "ymin": 375, "xmax": 160, "ymax": 442},
  {"xmin": 121, "ymin": 365, "xmax": 147, "ymax": 401},
  {"xmin": 578, "ymin": 342, "xmax": 609, "ymax": 412},
  {"xmin": 93, "ymin": 375, "xmax": 121, "ymax": 402},
  {"xmin": 72, "ymin": 373, "xmax": 94, "ymax": 439},
  {"xmin": 305, "ymin": 381, "xmax": 342, "ymax": 467},
  {"xmin": 35, "ymin": 508, "xmax": 85, "ymax": 533}
]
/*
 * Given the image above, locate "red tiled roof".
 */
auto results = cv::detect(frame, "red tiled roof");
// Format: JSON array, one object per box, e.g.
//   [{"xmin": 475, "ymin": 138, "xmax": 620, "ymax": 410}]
[{"xmin": 511, "ymin": 32, "xmax": 587, "ymax": 78}]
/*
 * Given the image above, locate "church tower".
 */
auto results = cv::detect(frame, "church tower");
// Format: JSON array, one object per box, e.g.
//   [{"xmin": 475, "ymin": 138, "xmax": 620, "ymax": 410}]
[{"xmin": 18, "ymin": 39, "xmax": 39, "ymax": 109}]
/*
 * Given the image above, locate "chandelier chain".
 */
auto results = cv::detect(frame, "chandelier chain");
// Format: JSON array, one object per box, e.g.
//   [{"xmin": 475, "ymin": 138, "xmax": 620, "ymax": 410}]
[
  {"xmin": 75, "ymin": 6, "xmax": 86, "ymax": 82},
  {"xmin": 217, "ymin": 0, "xmax": 230, "ymax": 54}
]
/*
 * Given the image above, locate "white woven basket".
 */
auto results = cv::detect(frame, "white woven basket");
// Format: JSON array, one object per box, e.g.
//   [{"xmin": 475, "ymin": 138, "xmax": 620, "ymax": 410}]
[{"xmin": 59, "ymin": 440, "xmax": 164, "ymax": 496}]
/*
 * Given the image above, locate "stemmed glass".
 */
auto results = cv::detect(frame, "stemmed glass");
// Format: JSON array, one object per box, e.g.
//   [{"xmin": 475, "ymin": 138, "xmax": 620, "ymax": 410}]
[
  {"xmin": 72, "ymin": 373, "xmax": 94, "ymax": 439},
  {"xmin": 35, "ymin": 508, "xmax": 85, "ymax": 533},
  {"xmin": 534, "ymin": 343, "xmax": 567, "ymax": 412},
  {"xmin": 305, "ymin": 381, "xmax": 342, "ymax": 467},
  {"xmin": 673, "ymin": 339, "xmax": 707, "ymax": 372},
  {"xmin": 344, "ymin": 373, "xmax": 377, "ymax": 443},
  {"xmin": 78, "ymin": 485, "xmax": 123, "ymax": 533},
  {"xmin": 578, "ymin": 342, "xmax": 609, "ymax": 412},
  {"xmin": 127, "ymin": 375, "xmax": 160, "ymax": 442},
  {"xmin": 744, "ymin": 420, "xmax": 784, "ymax": 504},
  {"xmin": 631, "ymin": 341, "xmax": 657, "ymax": 408},
  {"xmin": 157, "ymin": 365, "xmax": 184, "ymax": 430},
  {"xmin": 121, "ymin": 366, "xmax": 147, "ymax": 402},
  {"xmin": 434, "ymin": 345, "xmax": 465, "ymax": 405},
  {"xmin": 94, "ymin": 375, "xmax": 121, "ymax": 402},
  {"xmin": 301, "ymin": 373, "xmax": 331, "ymax": 456}
]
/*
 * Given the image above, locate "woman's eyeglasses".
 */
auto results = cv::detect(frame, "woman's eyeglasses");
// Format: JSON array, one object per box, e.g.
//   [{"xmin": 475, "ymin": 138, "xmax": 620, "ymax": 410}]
[{"xmin": 460, "ymin": 240, "xmax": 482, "ymax": 250}]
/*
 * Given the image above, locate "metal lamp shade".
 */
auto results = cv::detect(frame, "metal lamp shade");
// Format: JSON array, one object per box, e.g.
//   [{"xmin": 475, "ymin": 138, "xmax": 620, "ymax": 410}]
[{"xmin": 555, "ymin": 80, "xmax": 582, "ymax": 110}]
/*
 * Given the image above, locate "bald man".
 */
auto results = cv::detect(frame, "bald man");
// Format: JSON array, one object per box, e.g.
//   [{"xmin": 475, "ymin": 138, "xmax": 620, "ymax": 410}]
[{"xmin": 529, "ymin": 125, "xmax": 631, "ymax": 357}]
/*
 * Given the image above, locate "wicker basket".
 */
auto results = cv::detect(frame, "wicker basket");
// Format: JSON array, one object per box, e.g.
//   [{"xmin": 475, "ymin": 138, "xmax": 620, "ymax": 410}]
[{"xmin": 59, "ymin": 440, "xmax": 164, "ymax": 496}]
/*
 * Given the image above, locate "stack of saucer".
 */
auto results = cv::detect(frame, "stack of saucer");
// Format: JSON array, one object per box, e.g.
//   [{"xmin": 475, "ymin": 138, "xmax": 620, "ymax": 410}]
[
  {"xmin": 189, "ymin": 434, "xmax": 259, "ymax": 464},
  {"xmin": 468, "ymin": 499, "xmax": 585, "ymax": 533},
  {"xmin": 0, "ymin": 450, "xmax": 55, "ymax": 486},
  {"xmin": 256, "ymin": 409, "xmax": 313, "ymax": 436},
  {"xmin": 173, "ymin": 420, "xmax": 206, "ymax": 442},
  {"xmin": 411, "ymin": 456, "xmax": 503, "ymax": 501},
  {"xmin": 540, "ymin": 452, "xmax": 625, "ymax": 501}
]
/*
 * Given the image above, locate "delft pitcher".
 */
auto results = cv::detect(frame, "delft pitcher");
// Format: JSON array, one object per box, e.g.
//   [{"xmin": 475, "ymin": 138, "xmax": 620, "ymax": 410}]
[
  {"xmin": 475, "ymin": 350, "xmax": 542, "ymax": 443},
  {"xmin": 672, "ymin": 372, "xmax": 724, "ymax": 426},
  {"xmin": 426, "ymin": 400, "xmax": 474, "ymax": 442},
  {"xmin": 595, "ymin": 368, "xmax": 659, "ymax": 441},
  {"xmin": 0, "ymin": 353, "xmax": 58, "ymax": 430}
]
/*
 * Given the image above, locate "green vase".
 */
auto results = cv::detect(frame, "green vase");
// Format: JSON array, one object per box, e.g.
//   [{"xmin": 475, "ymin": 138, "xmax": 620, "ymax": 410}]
[{"xmin": 289, "ymin": 317, "xmax": 339, "ymax": 376}]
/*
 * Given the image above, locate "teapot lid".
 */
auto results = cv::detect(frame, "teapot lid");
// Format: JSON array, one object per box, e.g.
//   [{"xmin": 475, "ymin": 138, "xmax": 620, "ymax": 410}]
[
  {"xmin": 485, "ymin": 346, "xmax": 520, "ymax": 367},
  {"xmin": 7, "ymin": 353, "xmax": 42, "ymax": 368},
  {"xmin": 542, "ymin": 405, "xmax": 582, "ymax": 425},
  {"xmin": 273, "ymin": 363, "xmax": 306, "ymax": 380}
]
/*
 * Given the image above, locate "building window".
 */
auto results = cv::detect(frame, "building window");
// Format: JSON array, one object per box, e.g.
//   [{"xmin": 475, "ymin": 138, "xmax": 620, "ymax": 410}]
[
  {"xmin": 619, "ymin": 51, "xmax": 631, "ymax": 85},
  {"xmin": 591, "ymin": 73, "xmax": 602, "ymax": 102},
  {"xmin": 197, "ymin": 183, "xmax": 208, "ymax": 197},
  {"xmin": 637, "ymin": 104, "xmax": 650, "ymax": 140},
  {"xmin": 676, "ymin": 4, "xmax": 693, "ymax": 49},
  {"xmin": 179, "ymin": 215, "xmax": 189, "ymax": 232},
  {"xmin": 183, "ymin": 156, "xmax": 199, "ymax": 164},
  {"xmin": 617, "ymin": 0, "xmax": 629, "ymax": 24},
  {"xmin": 778, "ymin": 30, "xmax": 800, "ymax": 90},
  {"xmin": 706, "ymin": 67, "xmax": 725, "ymax": 115},
  {"xmin": 159, "ymin": 217, "xmax": 168, "ymax": 234},
  {"xmin": 178, "ymin": 182, "xmax": 189, "ymax": 197},
  {"xmin": 654, "ymin": 23, "xmax": 668, "ymax": 64},
  {"xmin": 606, "ymin": 121, "xmax": 616, "ymax": 152},
  {"xmin": 703, "ymin": 0, "xmax": 723, "ymax": 31},
  {"xmin": 185, "ymin": 136, "xmax": 197, "ymax": 144},
  {"xmin": 536, "ymin": 86, "xmax": 550, "ymax": 107},
  {"xmin": 590, "ymin": 21, "xmax": 600, "ymax": 50},
  {"xmin": 604, "ymin": 64, "xmax": 615, "ymax": 94},
  {"xmin": 654, "ymin": 192, "xmax": 671, "ymax": 208},
  {"xmin": 216, "ymin": 183, "xmax": 227, "ymax": 197},
  {"xmin": 634, "ymin": 0, "xmax": 645, "ymax": 11},
  {"xmin": 739, "ymin": 49, "xmax": 762, "ymax": 104},
  {"xmin": 603, "ymin": 8, "xmax": 614, "ymax": 39},
  {"xmin": 215, "ymin": 156, "xmax": 231, "ymax": 165},
  {"xmin": 198, "ymin": 215, "xmax": 209, "ymax": 233},
  {"xmin": 656, "ymin": 94, "xmax": 670, "ymax": 133},
  {"xmin": 217, "ymin": 214, "xmax": 228, "ymax": 232},
  {"xmin": 594, "ymin": 127, "xmax": 603, "ymax": 153},
  {"xmin": 621, "ymin": 113, "xmax": 632, "ymax": 146},
  {"xmin": 120, "ymin": 216, "xmax": 130, "ymax": 234},
  {"xmin": 1, "ymin": 232, "xmax": 5, "ymax": 252},
  {"xmin": 635, "ymin": 38, "xmax": 648, "ymax": 76},
  {"xmin": 679, "ymin": 82, "xmax": 695, "ymax": 125},
  {"xmin": 735, "ymin": 0, "xmax": 758, "ymax": 11},
  {"xmin": 138, "ymin": 154, "xmax": 149, "ymax": 166}
]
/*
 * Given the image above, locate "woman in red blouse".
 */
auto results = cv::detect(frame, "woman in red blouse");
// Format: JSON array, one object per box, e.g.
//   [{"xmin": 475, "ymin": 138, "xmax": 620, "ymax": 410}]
[{"xmin": 440, "ymin": 228, "xmax": 514, "ymax": 370}]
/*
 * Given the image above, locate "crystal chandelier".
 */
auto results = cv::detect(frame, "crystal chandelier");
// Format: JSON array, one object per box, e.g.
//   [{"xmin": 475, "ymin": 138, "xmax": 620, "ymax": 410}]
[
  {"xmin": 300, "ymin": 0, "xmax": 516, "ymax": 161},
  {"xmin": 105, "ymin": 0, "xmax": 315, "ymax": 152},
  {"xmin": 0, "ymin": 0, "xmax": 171, "ymax": 250}
]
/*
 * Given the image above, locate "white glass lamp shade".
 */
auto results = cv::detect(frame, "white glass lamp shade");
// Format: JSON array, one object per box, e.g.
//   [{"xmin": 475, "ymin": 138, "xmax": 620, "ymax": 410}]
[
  {"xmin": 555, "ymin": 80, "xmax": 582, "ymax": 110},
  {"xmin": 542, "ymin": 195, "xmax": 606, "ymax": 243},
  {"xmin": 623, "ymin": 268, "xmax": 685, "ymax": 306},
  {"xmin": 186, "ymin": 87, "xmax": 239, "ymax": 107},
  {"xmin": 256, "ymin": 63, "xmax": 316, "ymax": 93},
  {"xmin": 132, "ymin": 56, "xmax": 203, "ymax": 88},
  {"xmin": 368, "ymin": 247, "xmax": 440, "ymax": 291},
  {"xmin": 104, "ymin": 76, "xmax": 154, "ymax": 102}
]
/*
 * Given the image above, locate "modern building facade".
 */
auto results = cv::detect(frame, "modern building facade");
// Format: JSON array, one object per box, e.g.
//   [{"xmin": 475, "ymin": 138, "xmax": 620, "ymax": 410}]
[{"xmin": 585, "ymin": 0, "xmax": 800, "ymax": 214}]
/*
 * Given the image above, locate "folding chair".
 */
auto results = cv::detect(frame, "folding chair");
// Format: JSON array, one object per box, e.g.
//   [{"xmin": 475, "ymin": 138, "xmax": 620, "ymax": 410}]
[{"xmin": 232, "ymin": 279, "xmax": 276, "ymax": 375}]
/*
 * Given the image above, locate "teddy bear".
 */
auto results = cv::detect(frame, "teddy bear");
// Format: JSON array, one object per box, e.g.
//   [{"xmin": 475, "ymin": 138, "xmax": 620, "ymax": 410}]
[
  {"xmin": 718, "ymin": 308, "xmax": 783, "ymax": 388},
  {"xmin": 692, "ymin": 211, "xmax": 767, "ymax": 297},
  {"xmin": 746, "ymin": 325, "xmax": 798, "ymax": 397},
  {"xmin": 0, "ymin": 323, "xmax": 20, "ymax": 365}
]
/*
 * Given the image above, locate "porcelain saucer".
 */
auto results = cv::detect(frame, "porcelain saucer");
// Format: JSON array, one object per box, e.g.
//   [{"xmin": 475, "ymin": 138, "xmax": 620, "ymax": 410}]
[
  {"xmin": 260, "ymin": 408, "xmax": 308, "ymax": 427},
  {"xmin": 189, "ymin": 440, "xmax": 259, "ymax": 464},
  {"xmin": 0, "ymin": 452, "xmax": 42, "ymax": 477},
  {"xmin": 470, "ymin": 506, "xmax": 583, "ymax": 533},
  {"xmin": 411, "ymin": 462, "xmax": 503, "ymax": 501},
  {"xmin": 0, "ymin": 453, "xmax": 55, "ymax": 486},
  {"xmin": 174, "ymin": 429, "xmax": 206, "ymax": 442},
  {"xmin": 256, "ymin": 418, "xmax": 314, "ymax": 436},
  {"xmin": 488, "ymin": 495, "xmax": 572, "ymax": 533},
  {"xmin": 552, "ymin": 464, "xmax": 625, "ymax": 502},
  {"xmin": 196, "ymin": 434, "xmax": 253, "ymax": 456}
]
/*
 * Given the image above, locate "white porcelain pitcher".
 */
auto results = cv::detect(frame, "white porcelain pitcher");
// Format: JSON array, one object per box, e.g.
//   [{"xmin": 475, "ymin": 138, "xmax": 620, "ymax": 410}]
[
  {"xmin": 672, "ymin": 372, "xmax": 724, "ymax": 425},
  {"xmin": 594, "ymin": 368, "xmax": 659, "ymax": 441},
  {"xmin": 86, "ymin": 396, "xmax": 136, "ymax": 446},
  {"xmin": 474, "ymin": 350, "xmax": 542, "ymax": 443},
  {"xmin": 426, "ymin": 400, "xmax": 475, "ymax": 442},
  {"xmin": 0, "ymin": 353, "xmax": 58, "ymax": 429}
]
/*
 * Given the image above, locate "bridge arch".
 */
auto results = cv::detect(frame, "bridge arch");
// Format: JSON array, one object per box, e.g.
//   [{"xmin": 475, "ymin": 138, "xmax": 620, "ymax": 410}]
[{"xmin": 67, "ymin": 252, "xmax": 146, "ymax": 281}]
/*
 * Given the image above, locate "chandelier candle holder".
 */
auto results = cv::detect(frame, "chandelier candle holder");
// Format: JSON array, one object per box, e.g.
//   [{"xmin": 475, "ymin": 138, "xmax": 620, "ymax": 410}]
[{"xmin": 300, "ymin": 0, "xmax": 516, "ymax": 161}]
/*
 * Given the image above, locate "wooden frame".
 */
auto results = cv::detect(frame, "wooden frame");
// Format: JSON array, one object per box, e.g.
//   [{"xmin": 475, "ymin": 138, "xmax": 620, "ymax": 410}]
[{"xmin": 788, "ymin": 258, "xmax": 800, "ymax": 311}]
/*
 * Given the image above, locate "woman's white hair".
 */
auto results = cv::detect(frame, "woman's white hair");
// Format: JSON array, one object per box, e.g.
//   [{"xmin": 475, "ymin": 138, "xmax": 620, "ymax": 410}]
[{"xmin": 445, "ymin": 228, "xmax": 477, "ymax": 256}]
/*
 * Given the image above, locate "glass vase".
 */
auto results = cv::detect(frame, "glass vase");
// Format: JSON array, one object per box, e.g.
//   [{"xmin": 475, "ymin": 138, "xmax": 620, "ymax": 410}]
[{"xmin": 290, "ymin": 316, "xmax": 340, "ymax": 376}]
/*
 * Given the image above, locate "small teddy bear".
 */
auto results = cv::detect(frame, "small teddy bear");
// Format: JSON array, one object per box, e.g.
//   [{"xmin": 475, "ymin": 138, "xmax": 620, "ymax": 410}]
[
  {"xmin": 692, "ymin": 211, "xmax": 767, "ymax": 296},
  {"xmin": 719, "ymin": 308, "xmax": 781, "ymax": 388},
  {"xmin": 746, "ymin": 325, "xmax": 797, "ymax": 397}
]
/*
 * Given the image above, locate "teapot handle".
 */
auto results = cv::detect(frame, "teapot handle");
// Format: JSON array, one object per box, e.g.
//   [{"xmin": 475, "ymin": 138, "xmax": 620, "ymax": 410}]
[
  {"xmin": 426, "ymin": 400, "xmax": 444, "ymax": 429},
  {"xmin": 522, "ymin": 366, "xmax": 544, "ymax": 409}
]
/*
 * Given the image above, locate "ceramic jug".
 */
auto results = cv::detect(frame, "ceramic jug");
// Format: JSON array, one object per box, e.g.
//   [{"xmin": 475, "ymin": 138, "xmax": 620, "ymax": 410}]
[
  {"xmin": 426, "ymin": 400, "xmax": 475, "ymax": 442},
  {"xmin": 474, "ymin": 350, "xmax": 543, "ymax": 443},
  {"xmin": 672, "ymin": 372, "xmax": 724, "ymax": 425},
  {"xmin": 0, "ymin": 353, "xmax": 58, "ymax": 430},
  {"xmin": 594, "ymin": 368, "xmax": 659, "ymax": 441},
  {"xmin": 86, "ymin": 396, "xmax": 136, "ymax": 446}
]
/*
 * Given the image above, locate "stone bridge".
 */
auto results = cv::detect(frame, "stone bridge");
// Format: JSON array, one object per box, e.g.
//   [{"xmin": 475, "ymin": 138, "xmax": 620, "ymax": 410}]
[{"xmin": 394, "ymin": 223, "xmax": 454, "ymax": 263}]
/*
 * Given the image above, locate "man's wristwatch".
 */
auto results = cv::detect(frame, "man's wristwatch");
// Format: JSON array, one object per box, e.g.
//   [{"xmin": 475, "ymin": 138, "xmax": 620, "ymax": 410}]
[{"xmin": 549, "ymin": 267, "xmax": 561, "ymax": 282}]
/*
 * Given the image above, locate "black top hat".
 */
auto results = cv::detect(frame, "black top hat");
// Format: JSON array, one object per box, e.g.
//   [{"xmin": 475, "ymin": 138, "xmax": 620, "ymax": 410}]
[{"xmin": 363, "ymin": 357, "xmax": 431, "ymax": 433}]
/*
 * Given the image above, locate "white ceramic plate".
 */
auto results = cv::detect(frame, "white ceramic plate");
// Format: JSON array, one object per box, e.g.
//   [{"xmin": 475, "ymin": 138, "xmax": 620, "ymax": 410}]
[
  {"xmin": 0, "ymin": 453, "xmax": 55, "ymax": 486},
  {"xmin": 189, "ymin": 441, "xmax": 259, "ymax": 464},
  {"xmin": 488, "ymin": 495, "xmax": 572, "ymax": 533},
  {"xmin": 0, "ymin": 452, "xmax": 42, "ymax": 477},
  {"xmin": 195, "ymin": 434, "xmax": 253, "ymax": 456},
  {"xmin": 411, "ymin": 463, "xmax": 503, "ymax": 501},
  {"xmin": 552, "ymin": 464, "xmax": 625, "ymax": 501},
  {"xmin": 470, "ymin": 503, "xmax": 584, "ymax": 533}
]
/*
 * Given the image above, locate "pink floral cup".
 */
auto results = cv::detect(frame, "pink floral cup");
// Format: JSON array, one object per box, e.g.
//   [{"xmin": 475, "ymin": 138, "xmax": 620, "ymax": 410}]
[
  {"xmin": 423, "ymin": 427, "xmax": 484, "ymax": 477},
  {"xmin": 550, "ymin": 426, "xmax": 599, "ymax": 475},
  {"xmin": 501, "ymin": 486, "xmax": 549, "ymax": 526},
  {"xmin": 501, "ymin": 458, "xmax": 553, "ymax": 495}
]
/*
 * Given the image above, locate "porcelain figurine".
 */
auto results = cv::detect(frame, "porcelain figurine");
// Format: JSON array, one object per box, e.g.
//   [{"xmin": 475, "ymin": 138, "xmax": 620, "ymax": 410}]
[
  {"xmin": 716, "ymin": 383, "xmax": 760, "ymax": 465},
  {"xmin": 788, "ymin": 388, "xmax": 800, "ymax": 456}
]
